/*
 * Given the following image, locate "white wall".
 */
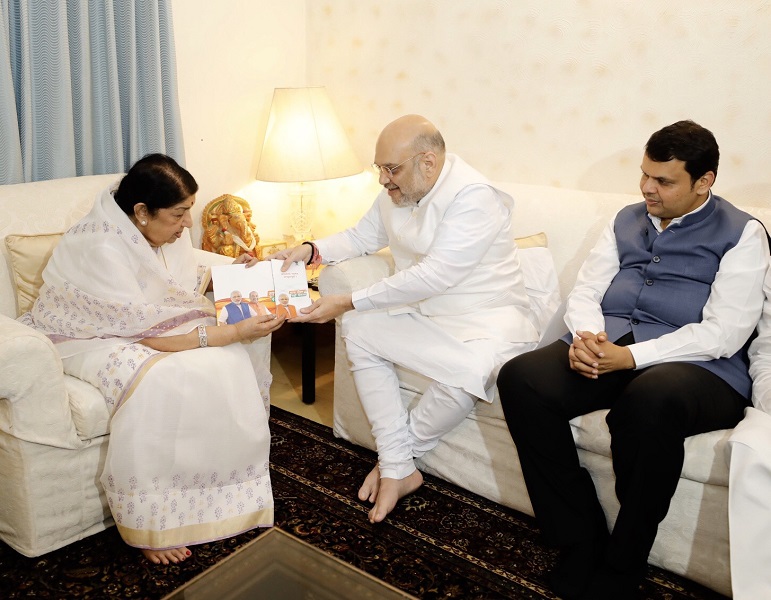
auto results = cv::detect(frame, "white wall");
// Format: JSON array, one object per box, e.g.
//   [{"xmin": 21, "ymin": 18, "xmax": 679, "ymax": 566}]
[
  {"xmin": 171, "ymin": 0, "xmax": 309, "ymax": 245},
  {"xmin": 308, "ymin": 1, "xmax": 771, "ymax": 205},
  {"xmin": 172, "ymin": 0, "xmax": 771, "ymax": 246}
]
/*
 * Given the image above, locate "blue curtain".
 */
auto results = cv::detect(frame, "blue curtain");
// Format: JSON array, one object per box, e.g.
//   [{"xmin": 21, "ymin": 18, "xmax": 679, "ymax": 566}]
[{"xmin": 0, "ymin": 0, "xmax": 185, "ymax": 184}]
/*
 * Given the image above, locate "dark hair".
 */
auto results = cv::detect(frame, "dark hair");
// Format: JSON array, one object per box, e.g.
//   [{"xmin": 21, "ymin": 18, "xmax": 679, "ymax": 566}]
[
  {"xmin": 114, "ymin": 154, "xmax": 198, "ymax": 216},
  {"xmin": 645, "ymin": 120, "xmax": 719, "ymax": 185}
]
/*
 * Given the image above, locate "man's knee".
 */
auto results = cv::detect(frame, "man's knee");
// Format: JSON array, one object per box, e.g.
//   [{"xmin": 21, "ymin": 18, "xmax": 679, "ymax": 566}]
[
  {"xmin": 606, "ymin": 368, "xmax": 689, "ymax": 436},
  {"xmin": 497, "ymin": 342, "xmax": 567, "ymax": 414},
  {"xmin": 498, "ymin": 350, "xmax": 540, "ymax": 397}
]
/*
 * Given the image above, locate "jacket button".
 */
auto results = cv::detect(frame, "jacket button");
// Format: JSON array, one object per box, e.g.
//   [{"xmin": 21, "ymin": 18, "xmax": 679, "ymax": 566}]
[
  {"xmin": 645, "ymin": 279, "xmax": 654, "ymax": 285},
  {"xmin": 652, "ymin": 256, "xmax": 661, "ymax": 263},
  {"xmin": 632, "ymin": 319, "xmax": 639, "ymax": 325}
]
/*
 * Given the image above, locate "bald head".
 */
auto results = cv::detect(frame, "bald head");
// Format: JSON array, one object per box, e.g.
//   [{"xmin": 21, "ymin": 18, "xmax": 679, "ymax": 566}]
[
  {"xmin": 373, "ymin": 115, "xmax": 446, "ymax": 206},
  {"xmin": 376, "ymin": 115, "xmax": 446, "ymax": 160}
]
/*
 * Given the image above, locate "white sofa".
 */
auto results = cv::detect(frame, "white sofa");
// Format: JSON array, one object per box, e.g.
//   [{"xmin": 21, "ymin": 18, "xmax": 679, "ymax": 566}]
[
  {"xmin": 0, "ymin": 175, "xmax": 271, "ymax": 557},
  {"xmin": 319, "ymin": 182, "xmax": 771, "ymax": 597}
]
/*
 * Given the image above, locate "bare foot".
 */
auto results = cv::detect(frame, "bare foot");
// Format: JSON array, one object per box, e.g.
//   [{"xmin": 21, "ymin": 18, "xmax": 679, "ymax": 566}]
[
  {"xmin": 368, "ymin": 470, "xmax": 423, "ymax": 524},
  {"xmin": 141, "ymin": 546, "xmax": 191, "ymax": 565},
  {"xmin": 358, "ymin": 464, "xmax": 381, "ymax": 503}
]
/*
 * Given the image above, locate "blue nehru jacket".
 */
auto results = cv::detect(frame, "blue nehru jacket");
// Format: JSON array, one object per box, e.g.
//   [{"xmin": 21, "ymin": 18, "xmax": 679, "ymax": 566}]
[
  {"xmin": 575, "ymin": 196, "xmax": 755, "ymax": 397},
  {"xmin": 224, "ymin": 301, "xmax": 250, "ymax": 323}
]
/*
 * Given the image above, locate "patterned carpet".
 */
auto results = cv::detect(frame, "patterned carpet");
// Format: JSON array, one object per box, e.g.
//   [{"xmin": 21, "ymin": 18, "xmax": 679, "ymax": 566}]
[{"xmin": 0, "ymin": 408, "xmax": 728, "ymax": 599}]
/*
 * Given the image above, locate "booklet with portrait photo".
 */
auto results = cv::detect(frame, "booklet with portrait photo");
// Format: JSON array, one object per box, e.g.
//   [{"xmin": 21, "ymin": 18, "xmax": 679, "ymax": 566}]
[{"xmin": 211, "ymin": 260, "xmax": 311, "ymax": 324}]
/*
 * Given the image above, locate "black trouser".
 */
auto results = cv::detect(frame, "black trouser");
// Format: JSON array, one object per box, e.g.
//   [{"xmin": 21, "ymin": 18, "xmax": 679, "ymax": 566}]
[{"xmin": 497, "ymin": 338, "xmax": 748, "ymax": 580}]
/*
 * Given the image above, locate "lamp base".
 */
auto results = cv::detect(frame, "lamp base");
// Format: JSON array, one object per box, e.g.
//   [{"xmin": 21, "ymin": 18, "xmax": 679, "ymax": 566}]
[{"xmin": 288, "ymin": 183, "xmax": 315, "ymax": 242}]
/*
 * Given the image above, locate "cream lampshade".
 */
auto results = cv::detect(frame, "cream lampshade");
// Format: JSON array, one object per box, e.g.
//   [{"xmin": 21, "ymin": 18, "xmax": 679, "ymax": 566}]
[{"xmin": 255, "ymin": 87, "xmax": 361, "ymax": 241}]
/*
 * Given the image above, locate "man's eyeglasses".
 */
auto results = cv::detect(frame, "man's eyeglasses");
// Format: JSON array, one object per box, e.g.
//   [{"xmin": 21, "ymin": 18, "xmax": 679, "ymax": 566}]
[{"xmin": 372, "ymin": 152, "xmax": 426, "ymax": 178}]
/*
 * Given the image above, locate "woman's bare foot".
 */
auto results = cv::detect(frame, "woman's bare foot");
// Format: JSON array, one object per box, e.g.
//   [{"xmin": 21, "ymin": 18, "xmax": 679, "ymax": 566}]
[
  {"xmin": 358, "ymin": 464, "xmax": 382, "ymax": 503},
  {"xmin": 141, "ymin": 546, "xmax": 191, "ymax": 565},
  {"xmin": 368, "ymin": 470, "xmax": 423, "ymax": 524}
]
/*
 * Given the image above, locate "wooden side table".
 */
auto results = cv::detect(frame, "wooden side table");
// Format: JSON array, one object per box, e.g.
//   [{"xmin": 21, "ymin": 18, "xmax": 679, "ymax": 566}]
[
  {"xmin": 298, "ymin": 266, "xmax": 325, "ymax": 404},
  {"xmin": 299, "ymin": 288, "xmax": 321, "ymax": 404}
]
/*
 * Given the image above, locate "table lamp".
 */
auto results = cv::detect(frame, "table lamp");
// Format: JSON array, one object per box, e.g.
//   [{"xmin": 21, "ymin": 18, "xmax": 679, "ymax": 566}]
[{"xmin": 255, "ymin": 87, "xmax": 361, "ymax": 241}]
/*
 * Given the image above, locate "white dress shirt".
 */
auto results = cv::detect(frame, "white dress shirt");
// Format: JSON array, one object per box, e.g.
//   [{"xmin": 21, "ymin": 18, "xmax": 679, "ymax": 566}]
[{"xmin": 748, "ymin": 265, "xmax": 771, "ymax": 412}]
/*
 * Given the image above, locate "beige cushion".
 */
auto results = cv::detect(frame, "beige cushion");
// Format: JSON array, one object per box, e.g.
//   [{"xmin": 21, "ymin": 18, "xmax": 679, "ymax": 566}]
[
  {"xmin": 515, "ymin": 231, "xmax": 547, "ymax": 248},
  {"xmin": 5, "ymin": 233, "xmax": 63, "ymax": 316}
]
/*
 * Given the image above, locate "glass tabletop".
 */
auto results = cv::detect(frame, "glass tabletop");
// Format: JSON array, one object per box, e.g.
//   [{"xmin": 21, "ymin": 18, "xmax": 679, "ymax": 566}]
[{"xmin": 162, "ymin": 527, "xmax": 417, "ymax": 600}]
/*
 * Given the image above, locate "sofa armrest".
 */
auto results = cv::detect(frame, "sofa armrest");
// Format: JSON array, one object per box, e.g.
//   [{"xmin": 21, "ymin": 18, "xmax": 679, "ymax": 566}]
[
  {"xmin": 318, "ymin": 251, "xmax": 395, "ymax": 296},
  {"xmin": 0, "ymin": 315, "xmax": 82, "ymax": 448}
]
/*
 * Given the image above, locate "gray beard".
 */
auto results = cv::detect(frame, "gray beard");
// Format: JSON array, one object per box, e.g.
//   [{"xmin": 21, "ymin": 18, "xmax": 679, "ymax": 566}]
[{"xmin": 391, "ymin": 196, "xmax": 420, "ymax": 208}]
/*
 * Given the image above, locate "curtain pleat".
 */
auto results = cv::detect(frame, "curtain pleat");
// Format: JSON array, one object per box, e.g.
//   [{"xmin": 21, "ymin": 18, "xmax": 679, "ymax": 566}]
[
  {"xmin": 0, "ymin": 0, "xmax": 23, "ymax": 182},
  {"xmin": 0, "ymin": 0, "xmax": 185, "ymax": 185}
]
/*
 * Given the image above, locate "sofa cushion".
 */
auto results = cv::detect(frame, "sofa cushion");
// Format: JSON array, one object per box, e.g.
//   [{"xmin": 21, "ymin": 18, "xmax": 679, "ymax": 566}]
[
  {"xmin": 515, "ymin": 231, "xmax": 548, "ymax": 249},
  {"xmin": 518, "ymin": 246, "xmax": 561, "ymax": 333},
  {"xmin": 5, "ymin": 232, "xmax": 62, "ymax": 316}
]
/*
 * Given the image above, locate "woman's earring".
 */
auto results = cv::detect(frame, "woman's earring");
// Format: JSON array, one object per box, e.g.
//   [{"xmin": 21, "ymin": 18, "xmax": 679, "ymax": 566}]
[{"xmin": 141, "ymin": 220, "xmax": 147, "ymax": 226}]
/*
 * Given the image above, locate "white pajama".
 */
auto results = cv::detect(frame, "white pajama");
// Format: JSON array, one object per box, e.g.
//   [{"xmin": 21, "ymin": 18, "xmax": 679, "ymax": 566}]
[{"xmin": 343, "ymin": 310, "xmax": 535, "ymax": 479}]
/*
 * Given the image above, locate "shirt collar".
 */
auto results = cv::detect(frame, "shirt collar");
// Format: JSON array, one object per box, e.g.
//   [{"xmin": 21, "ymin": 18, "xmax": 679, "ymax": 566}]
[
  {"xmin": 647, "ymin": 191, "xmax": 713, "ymax": 233},
  {"xmin": 414, "ymin": 154, "xmax": 452, "ymax": 207}
]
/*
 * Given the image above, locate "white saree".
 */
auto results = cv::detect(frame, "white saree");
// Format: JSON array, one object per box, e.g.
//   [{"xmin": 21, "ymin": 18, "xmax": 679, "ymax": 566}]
[{"xmin": 23, "ymin": 188, "xmax": 274, "ymax": 550}]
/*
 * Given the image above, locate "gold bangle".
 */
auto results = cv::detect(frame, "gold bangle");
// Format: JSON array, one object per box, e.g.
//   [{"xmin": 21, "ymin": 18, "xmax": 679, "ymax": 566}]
[{"xmin": 197, "ymin": 324, "xmax": 208, "ymax": 347}]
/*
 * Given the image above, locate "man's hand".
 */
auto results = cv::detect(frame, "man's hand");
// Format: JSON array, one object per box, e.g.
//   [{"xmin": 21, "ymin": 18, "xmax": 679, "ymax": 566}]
[
  {"xmin": 290, "ymin": 294, "xmax": 354, "ymax": 324},
  {"xmin": 569, "ymin": 330, "xmax": 635, "ymax": 379},
  {"xmin": 264, "ymin": 244, "xmax": 312, "ymax": 272},
  {"xmin": 234, "ymin": 313, "xmax": 285, "ymax": 342}
]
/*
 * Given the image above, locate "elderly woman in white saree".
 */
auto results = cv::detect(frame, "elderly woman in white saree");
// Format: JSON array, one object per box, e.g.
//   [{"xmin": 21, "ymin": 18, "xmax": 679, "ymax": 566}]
[{"xmin": 22, "ymin": 154, "xmax": 284, "ymax": 564}]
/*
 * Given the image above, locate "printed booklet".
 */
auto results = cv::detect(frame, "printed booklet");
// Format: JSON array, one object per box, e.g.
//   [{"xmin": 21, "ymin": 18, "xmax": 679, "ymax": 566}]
[{"xmin": 211, "ymin": 260, "xmax": 311, "ymax": 324}]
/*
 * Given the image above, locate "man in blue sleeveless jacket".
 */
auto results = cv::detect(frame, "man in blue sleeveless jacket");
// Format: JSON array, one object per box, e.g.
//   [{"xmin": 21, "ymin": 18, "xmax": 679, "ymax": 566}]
[
  {"xmin": 218, "ymin": 290, "xmax": 258, "ymax": 324},
  {"xmin": 497, "ymin": 121, "xmax": 769, "ymax": 599}
]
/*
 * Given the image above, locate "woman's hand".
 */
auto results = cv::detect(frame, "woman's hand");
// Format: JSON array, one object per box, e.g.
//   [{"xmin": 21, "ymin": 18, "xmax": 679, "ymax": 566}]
[
  {"xmin": 234, "ymin": 313, "xmax": 285, "ymax": 342},
  {"xmin": 233, "ymin": 252, "xmax": 259, "ymax": 267},
  {"xmin": 139, "ymin": 314, "xmax": 285, "ymax": 351}
]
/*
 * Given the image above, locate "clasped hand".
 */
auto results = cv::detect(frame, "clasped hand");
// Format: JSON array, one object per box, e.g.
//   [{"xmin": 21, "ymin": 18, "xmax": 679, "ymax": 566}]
[{"xmin": 569, "ymin": 330, "xmax": 635, "ymax": 379}]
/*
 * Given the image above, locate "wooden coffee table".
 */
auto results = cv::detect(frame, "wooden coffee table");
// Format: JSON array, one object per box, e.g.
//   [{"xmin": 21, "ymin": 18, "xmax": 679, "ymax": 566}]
[{"xmin": 162, "ymin": 528, "xmax": 417, "ymax": 599}]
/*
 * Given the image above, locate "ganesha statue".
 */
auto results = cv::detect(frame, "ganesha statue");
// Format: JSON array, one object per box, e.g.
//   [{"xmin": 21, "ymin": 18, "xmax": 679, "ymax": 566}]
[{"xmin": 201, "ymin": 194, "xmax": 259, "ymax": 258}]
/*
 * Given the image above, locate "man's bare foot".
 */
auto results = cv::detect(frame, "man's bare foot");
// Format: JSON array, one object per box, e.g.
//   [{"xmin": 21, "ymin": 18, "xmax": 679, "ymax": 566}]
[
  {"xmin": 358, "ymin": 464, "xmax": 381, "ymax": 503},
  {"xmin": 141, "ymin": 546, "xmax": 191, "ymax": 565},
  {"xmin": 368, "ymin": 470, "xmax": 423, "ymax": 524}
]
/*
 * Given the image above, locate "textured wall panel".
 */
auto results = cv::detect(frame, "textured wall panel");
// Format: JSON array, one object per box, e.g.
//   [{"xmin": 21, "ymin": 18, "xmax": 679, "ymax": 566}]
[{"xmin": 307, "ymin": 1, "xmax": 771, "ymax": 206}]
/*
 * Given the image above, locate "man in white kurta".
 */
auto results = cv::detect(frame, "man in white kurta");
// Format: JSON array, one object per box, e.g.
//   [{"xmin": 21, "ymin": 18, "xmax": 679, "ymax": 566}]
[
  {"xmin": 270, "ymin": 115, "xmax": 539, "ymax": 523},
  {"xmin": 728, "ymin": 263, "xmax": 771, "ymax": 600}
]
